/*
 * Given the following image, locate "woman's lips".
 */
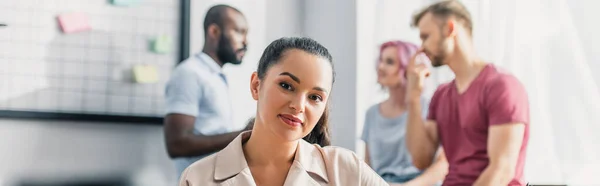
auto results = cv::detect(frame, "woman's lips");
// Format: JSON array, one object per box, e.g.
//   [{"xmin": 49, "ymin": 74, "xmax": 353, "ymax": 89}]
[{"xmin": 278, "ymin": 114, "xmax": 302, "ymax": 127}]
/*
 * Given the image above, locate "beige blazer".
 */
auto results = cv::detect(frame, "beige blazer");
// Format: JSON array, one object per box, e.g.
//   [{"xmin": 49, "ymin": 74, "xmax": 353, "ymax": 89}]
[{"xmin": 178, "ymin": 132, "xmax": 388, "ymax": 186}]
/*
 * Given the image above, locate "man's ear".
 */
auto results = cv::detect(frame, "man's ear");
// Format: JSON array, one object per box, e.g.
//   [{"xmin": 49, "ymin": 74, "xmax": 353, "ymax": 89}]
[
  {"xmin": 250, "ymin": 72, "xmax": 260, "ymax": 100},
  {"xmin": 207, "ymin": 23, "xmax": 221, "ymax": 40},
  {"xmin": 445, "ymin": 19, "xmax": 456, "ymax": 37}
]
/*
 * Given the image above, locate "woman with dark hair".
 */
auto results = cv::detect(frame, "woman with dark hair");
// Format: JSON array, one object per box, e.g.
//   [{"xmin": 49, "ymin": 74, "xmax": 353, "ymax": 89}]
[
  {"xmin": 179, "ymin": 37, "xmax": 387, "ymax": 186},
  {"xmin": 361, "ymin": 40, "xmax": 448, "ymax": 185}
]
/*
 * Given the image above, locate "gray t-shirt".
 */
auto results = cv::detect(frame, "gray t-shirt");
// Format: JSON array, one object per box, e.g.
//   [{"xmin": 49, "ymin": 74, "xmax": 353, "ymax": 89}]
[{"xmin": 361, "ymin": 98, "xmax": 429, "ymax": 177}]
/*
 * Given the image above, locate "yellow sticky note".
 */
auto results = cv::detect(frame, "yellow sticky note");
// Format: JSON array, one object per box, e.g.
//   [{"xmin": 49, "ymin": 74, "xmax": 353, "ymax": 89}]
[{"xmin": 133, "ymin": 65, "xmax": 158, "ymax": 84}]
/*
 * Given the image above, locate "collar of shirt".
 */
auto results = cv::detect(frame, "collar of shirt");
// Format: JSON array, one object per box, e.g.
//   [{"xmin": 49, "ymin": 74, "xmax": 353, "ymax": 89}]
[
  {"xmin": 197, "ymin": 52, "xmax": 223, "ymax": 74},
  {"xmin": 213, "ymin": 131, "xmax": 329, "ymax": 183}
]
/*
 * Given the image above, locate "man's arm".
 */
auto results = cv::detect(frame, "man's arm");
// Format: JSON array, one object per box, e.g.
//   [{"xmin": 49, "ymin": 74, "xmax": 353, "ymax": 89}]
[
  {"xmin": 406, "ymin": 100, "xmax": 440, "ymax": 170},
  {"xmin": 164, "ymin": 113, "xmax": 247, "ymax": 158},
  {"xmin": 475, "ymin": 74, "xmax": 529, "ymax": 186},
  {"xmin": 405, "ymin": 48, "xmax": 439, "ymax": 170},
  {"xmin": 473, "ymin": 123, "xmax": 525, "ymax": 186},
  {"xmin": 364, "ymin": 144, "xmax": 371, "ymax": 167},
  {"xmin": 164, "ymin": 69, "xmax": 253, "ymax": 158},
  {"xmin": 403, "ymin": 148, "xmax": 448, "ymax": 186}
]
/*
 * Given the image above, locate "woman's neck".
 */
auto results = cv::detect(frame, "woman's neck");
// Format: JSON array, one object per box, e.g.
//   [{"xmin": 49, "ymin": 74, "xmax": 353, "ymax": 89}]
[
  {"xmin": 243, "ymin": 121, "xmax": 298, "ymax": 167},
  {"xmin": 387, "ymin": 84, "xmax": 408, "ymax": 108}
]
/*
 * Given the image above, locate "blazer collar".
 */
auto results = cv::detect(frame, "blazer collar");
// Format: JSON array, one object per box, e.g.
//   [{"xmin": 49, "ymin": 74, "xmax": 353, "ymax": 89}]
[
  {"xmin": 295, "ymin": 138, "xmax": 329, "ymax": 183},
  {"xmin": 213, "ymin": 131, "xmax": 329, "ymax": 183},
  {"xmin": 214, "ymin": 131, "xmax": 250, "ymax": 181}
]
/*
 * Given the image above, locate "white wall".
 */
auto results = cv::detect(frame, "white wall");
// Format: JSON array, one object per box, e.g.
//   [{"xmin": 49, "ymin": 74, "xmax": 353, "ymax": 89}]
[
  {"xmin": 567, "ymin": 0, "xmax": 600, "ymax": 83},
  {"xmin": 303, "ymin": 0, "xmax": 358, "ymax": 151},
  {"xmin": 265, "ymin": 0, "xmax": 304, "ymax": 41}
]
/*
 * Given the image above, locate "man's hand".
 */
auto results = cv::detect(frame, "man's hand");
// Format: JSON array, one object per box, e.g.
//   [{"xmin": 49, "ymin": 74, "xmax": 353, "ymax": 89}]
[
  {"xmin": 405, "ymin": 48, "xmax": 430, "ymax": 104},
  {"xmin": 405, "ymin": 48, "xmax": 439, "ymax": 170}
]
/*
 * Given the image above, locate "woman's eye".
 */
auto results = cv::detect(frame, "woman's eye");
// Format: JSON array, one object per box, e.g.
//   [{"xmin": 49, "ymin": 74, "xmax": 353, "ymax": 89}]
[
  {"xmin": 279, "ymin": 82, "xmax": 293, "ymax": 90},
  {"xmin": 309, "ymin": 94, "xmax": 323, "ymax": 102}
]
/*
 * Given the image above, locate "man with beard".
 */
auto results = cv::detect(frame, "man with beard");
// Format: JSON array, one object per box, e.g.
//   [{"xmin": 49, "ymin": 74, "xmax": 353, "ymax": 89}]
[
  {"xmin": 163, "ymin": 4, "xmax": 250, "ymax": 178},
  {"xmin": 404, "ymin": 1, "xmax": 530, "ymax": 186}
]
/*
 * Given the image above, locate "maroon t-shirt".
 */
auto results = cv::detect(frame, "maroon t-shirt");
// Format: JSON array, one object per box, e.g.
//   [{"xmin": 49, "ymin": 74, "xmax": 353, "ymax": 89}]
[{"xmin": 428, "ymin": 64, "xmax": 529, "ymax": 186}]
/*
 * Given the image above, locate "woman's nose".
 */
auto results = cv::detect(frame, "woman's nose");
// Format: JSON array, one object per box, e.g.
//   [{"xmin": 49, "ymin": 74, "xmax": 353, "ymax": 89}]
[
  {"xmin": 377, "ymin": 61, "xmax": 385, "ymax": 70},
  {"xmin": 289, "ymin": 94, "xmax": 306, "ymax": 113}
]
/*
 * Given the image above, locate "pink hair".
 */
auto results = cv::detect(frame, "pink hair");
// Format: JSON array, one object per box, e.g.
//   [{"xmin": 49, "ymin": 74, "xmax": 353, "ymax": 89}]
[{"xmin": 378, "ymin": 40, "xmax": 420, "ymax": 80}]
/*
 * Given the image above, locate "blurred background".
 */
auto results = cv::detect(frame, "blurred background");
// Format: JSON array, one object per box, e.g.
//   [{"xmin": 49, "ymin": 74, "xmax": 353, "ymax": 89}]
[{"xmin": 0, "ymin": 0, "xmax": 598, "ymax": 185}]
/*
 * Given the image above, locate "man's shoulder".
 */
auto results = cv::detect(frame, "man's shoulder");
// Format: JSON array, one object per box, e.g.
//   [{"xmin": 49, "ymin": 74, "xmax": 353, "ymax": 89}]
[
  {"xmin": 483, "ymin": 65, "xmax": 525, "ymax": 90},
  {"xmin": 170, "ymin": 58, "xmax": 213, "ymax": 83},
  {"xmin": 174, "ymin": 57, "xmax": 208, "ymax": 74},
  {"xmin": 483, "ymin": 64, "xmax": 520, "ymax": 81},
  {"xmin": 432, "ymin": 81, "xmax": 453, "ymax": 96}
]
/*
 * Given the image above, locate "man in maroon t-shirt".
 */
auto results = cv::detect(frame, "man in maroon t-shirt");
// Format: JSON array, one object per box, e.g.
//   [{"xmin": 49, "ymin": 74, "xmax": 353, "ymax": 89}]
[{"xmin": 405, "ymin": 1, "xmax": 530, "ymax": 186}]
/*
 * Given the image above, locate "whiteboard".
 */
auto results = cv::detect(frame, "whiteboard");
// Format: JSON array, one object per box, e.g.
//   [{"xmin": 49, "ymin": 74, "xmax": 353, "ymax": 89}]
[{"xmin": 0, "ymin": 0, "xmax": 183, "ymax": 122}]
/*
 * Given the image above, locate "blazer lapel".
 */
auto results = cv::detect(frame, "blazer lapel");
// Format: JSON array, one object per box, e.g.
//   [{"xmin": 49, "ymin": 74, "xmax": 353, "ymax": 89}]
[
  {"xmin": 283, "ymin": 163, "xmax": 323, "ymax": 186},
  {"xmin": 218, "ymin": 169, "xmax": 257, "ymax": 186}
]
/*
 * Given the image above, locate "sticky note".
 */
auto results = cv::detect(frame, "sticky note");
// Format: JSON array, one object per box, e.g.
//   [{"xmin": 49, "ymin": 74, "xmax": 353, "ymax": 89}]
[
  {"xmin": 151, "ymin": 35, "xmax": 171, "ymax": 54},
  {"xmin": 111, "ymin": 0, "xmax": 142, "ymax": 6},
  {"xmin": 133, "ymin": 64, "xmax": 159, "ymax": 84},
  {"xmin": 57, "ymin": 13, "xmax": 91, "ymax": 33}
]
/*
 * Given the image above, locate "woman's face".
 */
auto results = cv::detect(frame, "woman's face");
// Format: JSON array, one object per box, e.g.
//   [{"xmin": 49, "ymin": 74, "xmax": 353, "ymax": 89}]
[
  {"xmin": 377, "ymin": 46, "xmax": 404, "ymax": 87},
  {"xmin": 250, "ymin": 49, "xmax": 333, "ymax": 142}
]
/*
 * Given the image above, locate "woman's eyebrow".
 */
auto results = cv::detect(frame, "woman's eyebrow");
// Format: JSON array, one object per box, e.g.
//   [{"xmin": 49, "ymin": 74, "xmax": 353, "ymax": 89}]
[
  {"xmin": 279, "ymin": 72, "xmax": 300, "ymax": 83},
  {"xmin": 313, "ymin": 87, "xmax": 328, "ymax": 94},
  {"xmin": 280, "ymin": 71, "xmax": 328, "ymax": 93}
]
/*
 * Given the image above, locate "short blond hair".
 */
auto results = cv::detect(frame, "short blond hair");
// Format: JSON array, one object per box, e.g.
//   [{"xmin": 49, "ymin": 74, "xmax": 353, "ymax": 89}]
[{"xmin": 411, "ymin": 0, "xmax": 473, "ymax": 35}]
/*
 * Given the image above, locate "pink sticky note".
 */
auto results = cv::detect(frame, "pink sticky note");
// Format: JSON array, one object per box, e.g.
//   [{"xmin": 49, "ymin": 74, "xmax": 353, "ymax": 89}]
[{"xmin": 57, "ymin": 13, "xmax": 91, "ymax": 33}]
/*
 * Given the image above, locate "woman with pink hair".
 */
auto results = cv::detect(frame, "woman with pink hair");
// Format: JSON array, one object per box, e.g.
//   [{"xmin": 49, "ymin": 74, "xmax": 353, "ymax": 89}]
[{"xmin": 361, "ymin": 40, "xmax": 448, "ymax": 185}]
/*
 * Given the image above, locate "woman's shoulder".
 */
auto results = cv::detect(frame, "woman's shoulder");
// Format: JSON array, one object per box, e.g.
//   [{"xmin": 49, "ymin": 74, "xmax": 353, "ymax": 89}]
[
  {"xmin": 319, "ymin": 145, "xmax": 360, "ymax": 158},
  {"xmin": 365, "ymin": 103, "xmax": 382, "ymax": 118},
  {"xmin": 185, "ymin": 153, "xmax": 218, "ymax": 171},
  {"xmin": 316, "ymin": 145, "xmax": 363, "ymax": 170},
  {"xmin": 179, "ymin": 132, "xmax": 253, "ymax": 185},
  {"xmin": 311, "ymin": 144, "xmax": 388, "ymax": 185},
  {"xmin": 178, "ymin": 153, "xmax": 218, "ymax": 185}
]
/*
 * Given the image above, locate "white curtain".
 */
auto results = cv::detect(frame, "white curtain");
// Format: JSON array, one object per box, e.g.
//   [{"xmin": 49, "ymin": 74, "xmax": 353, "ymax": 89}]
[{"xmin": 363, "ymin": 0, "xmax": 600, "ymax": 184}]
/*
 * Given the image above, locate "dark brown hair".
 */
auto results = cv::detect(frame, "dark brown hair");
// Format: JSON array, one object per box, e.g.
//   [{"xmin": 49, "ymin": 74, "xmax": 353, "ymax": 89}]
[
  {"xmin": 256, "ymin": 37, "xmax": 334, "ymax": 147},
  {"xmin": 411, "ymin": 0, "xmax": 473, "ymax": 35},
  {"xmin": 302, "ymin": 105, "xmax": 331, "ymax": 146}
]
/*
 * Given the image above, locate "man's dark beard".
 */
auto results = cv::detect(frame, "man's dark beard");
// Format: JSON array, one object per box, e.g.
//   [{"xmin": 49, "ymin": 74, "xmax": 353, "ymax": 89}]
[
  {"xmin": 430, "ymin": 40, "xmax": 446, "ymax": 67},
  {"xmin": 216, "ymin": 33, "xmax": 244, "ymax": 65},
  {"xmin": 423, "ymin": 48, "xmax": 445, "ymax": 67},
  {"xmin": 431, "ymin": 55, "xmax": 445, "ymax": 67}
]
